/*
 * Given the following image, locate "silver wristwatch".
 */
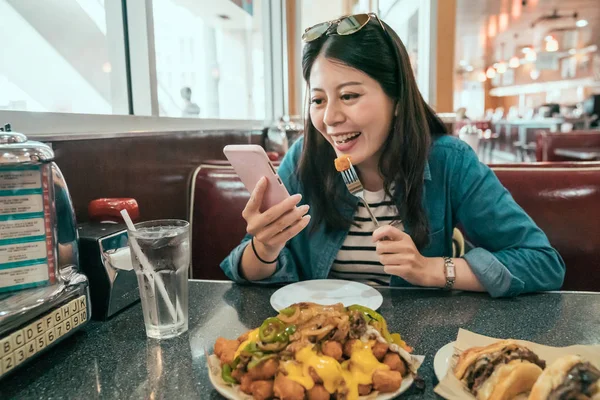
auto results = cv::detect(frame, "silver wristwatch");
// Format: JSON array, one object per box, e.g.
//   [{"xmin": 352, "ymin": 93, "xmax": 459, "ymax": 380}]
[{"xmin": 443, "ymin": 257, "xmax": 456, "ymax": 290}]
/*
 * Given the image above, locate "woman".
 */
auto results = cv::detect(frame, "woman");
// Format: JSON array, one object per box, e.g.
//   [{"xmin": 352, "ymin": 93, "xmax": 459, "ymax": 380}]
[{"xmin": 221, "ymin": 14, "xmax": 565, "ymax": 297}]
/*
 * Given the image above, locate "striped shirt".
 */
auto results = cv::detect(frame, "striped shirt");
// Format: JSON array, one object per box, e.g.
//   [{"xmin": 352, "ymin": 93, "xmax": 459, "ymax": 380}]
[{"xmin": 329, "ymin": 189, "xmax": 403, "ymax": 286}]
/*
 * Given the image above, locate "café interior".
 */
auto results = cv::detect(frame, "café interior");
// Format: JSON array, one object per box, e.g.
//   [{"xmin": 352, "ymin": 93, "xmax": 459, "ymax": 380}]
[{"xmin": 1, "ymin": 0, "xmax": 599, "ymax": 399}]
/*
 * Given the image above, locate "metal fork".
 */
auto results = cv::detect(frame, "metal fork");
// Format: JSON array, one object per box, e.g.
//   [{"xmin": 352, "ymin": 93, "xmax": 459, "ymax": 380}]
[{"xmin": 340, "ymin": 162, "xmax": 380, "ymax": 227}]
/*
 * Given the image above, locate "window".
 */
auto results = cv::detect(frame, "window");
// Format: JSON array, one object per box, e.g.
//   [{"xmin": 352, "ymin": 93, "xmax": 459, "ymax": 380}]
[
  {"xmin": 152, "ymin": 0, "xmax": 266, "ymax": 119},
  {"xmin": 380, "ymin": 0, "xmax": 436, "ymax": 103},
  {"xmin": 0, "ymin": 0, "xmax": 128, "ymax": 114},
  {"xmin": 0, "ymin": 0, "xmax": 283, "ymax": 135}
]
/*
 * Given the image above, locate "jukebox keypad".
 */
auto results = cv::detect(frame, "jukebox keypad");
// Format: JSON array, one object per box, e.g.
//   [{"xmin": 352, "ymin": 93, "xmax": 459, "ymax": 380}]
[{"xmin": 0, "ymin": 295, "xmax": 87, "ymax": 377}]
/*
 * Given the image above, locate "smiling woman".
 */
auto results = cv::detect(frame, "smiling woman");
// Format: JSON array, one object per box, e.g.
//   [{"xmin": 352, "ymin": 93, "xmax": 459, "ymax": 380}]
[{"xmin": 220, "ymin": 13, "xmax": 565, "ymax": 298}]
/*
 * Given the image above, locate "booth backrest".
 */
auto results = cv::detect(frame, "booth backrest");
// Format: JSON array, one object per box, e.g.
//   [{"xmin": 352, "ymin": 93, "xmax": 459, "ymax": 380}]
[
  {"xmin": 190, "ymin": 161, "xmax": 600, "ymax": 291},
  {"xmin": 536, "ymin": 130, "xmax": 600, "ymax": 161}
]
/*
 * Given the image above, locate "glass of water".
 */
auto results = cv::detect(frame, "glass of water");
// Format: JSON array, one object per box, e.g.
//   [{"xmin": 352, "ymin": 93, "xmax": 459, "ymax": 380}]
[{"xmin": 127, "ymin": 219, "xmax": 190, "ymax": 339}]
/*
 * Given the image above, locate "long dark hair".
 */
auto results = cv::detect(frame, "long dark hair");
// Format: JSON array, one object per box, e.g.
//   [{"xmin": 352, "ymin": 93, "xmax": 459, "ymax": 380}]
[{"xmin": 299, "ymin": 17, "xmax": 447, "ymax": 249}]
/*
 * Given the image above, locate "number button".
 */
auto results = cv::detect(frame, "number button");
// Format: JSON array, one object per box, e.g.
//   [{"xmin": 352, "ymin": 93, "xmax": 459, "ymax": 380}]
[
  {"xmin": 25, "ymin": 341, "xmax": 36, "ymax": 358},
  {"xmin": 72, "ymin": 314, "xmax": 80, "ymax": 328},
  {"xmin": 35, "ymin": 334, "xmax": 47, "ymax": 352},
  {"xmin": 56, "ymin": 323, "xmax": 64, "ymax": 338},
  {"xmin": 14, "ymin": 347, "xmax": 27, "ymax": 366},
  {"xmin": 46, "ymin": 328, "xmax": 56, "ymax": 345},
  {"xmin": 65, "ymin": 319, "xmax": 72, "ymax": 333},
  {"xmin": 2, "ymin": 353, "xmax": 15, "ymax": 373}
]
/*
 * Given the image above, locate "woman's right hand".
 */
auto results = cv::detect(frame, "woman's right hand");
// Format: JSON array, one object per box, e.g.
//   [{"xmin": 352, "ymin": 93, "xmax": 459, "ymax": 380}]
[{"xmin": 242, "ymin": 177, "xmax": 311, "ymax": 260}]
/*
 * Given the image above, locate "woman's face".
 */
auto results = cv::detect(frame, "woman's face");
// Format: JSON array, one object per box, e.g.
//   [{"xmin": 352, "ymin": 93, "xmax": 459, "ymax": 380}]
[{"xmin": 308, "ymin": 55, "xmax": 395, "ymax": 167}]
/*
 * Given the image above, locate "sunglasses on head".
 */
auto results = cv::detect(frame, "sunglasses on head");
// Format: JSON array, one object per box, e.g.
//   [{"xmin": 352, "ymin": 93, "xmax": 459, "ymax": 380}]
[{"xmin": 301, "ymin": 13, "xmax": 386, "ymax": 42}]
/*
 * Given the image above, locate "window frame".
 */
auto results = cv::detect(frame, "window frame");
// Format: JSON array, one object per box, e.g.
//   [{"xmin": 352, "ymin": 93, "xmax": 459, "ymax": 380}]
[{"xmin": 0, "ymin": 0, "xmax": 287, "ymax": 138}]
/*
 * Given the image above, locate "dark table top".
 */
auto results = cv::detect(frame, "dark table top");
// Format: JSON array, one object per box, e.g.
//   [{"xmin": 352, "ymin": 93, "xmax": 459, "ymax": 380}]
[{"xmin": 2, "ymin": 281, "xmax": 600, "ymax": 399}]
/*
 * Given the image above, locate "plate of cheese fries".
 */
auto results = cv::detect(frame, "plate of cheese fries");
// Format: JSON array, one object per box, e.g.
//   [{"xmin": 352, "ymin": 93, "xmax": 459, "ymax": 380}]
[
  {"xmin": 434, "ymin": 329, "xmax": 600, "ymax": 400},
  {"xmin": 208, "ymin": 302, "xmax": 424, "ymax": 400}
]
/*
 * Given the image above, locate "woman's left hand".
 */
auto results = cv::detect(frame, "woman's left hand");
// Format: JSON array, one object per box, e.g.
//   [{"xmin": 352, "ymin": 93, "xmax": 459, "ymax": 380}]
[{"xmin": 373, "ymin": 225, "xmax": 440, "ymax": 287}]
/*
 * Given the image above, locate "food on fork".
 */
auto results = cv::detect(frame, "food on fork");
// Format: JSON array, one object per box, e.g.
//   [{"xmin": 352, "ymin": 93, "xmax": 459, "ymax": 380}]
[
  {"xmin": 454, "ymin": 340, "xmax": 546, "ymax": 400},
  {"xmin": 528, "ymin": 355, "xmax": 600, "ymax": 400},
  {"xmin": 334, "ymin": 154, "xmax": 352, "ymax": 172},
  {"xmin": 211, "ymin": 302, "xmax": 419, "ymax": 400}
]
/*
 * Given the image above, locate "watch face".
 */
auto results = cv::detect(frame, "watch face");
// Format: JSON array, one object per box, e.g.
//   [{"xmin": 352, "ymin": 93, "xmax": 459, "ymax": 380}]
[{"xmin": 447, "ymin": 266, "xmax": 456, "ymax": 279}]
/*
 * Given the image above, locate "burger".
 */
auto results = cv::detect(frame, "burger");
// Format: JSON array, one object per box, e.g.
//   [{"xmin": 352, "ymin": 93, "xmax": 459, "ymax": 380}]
[
  {"xmin": 454, "ymin": 340, "xmax": 546, "ymax": 400},
  {"xmin": 528, "ymin": 355, "xmax": 600, "ymax": 399}
]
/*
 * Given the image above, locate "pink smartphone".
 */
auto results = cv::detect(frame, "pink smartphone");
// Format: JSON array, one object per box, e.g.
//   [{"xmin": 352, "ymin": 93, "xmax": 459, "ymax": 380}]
[{"xmin": 223, "ymin": 144, "xmax": 290, "ymax": 212}]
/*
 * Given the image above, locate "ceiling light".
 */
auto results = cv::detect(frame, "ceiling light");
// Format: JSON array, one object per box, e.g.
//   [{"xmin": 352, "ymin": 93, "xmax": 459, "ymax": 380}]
[
  {"xmin": 576, "ymin": 19, "xmax": 588, "ymax": 28},
  {"xmin": 496, "ymin": 62, "xmax": 508, "ymax": 74},
  {"xmin": 530, "ymin": 69, "xmax": 540, "ymax": 80},
  {"xmin": 486, "ymin": 67, "xmax": 497, "ymax": 79},
  {"xmin": 509, "ymin": 56, "xmax": 520, "ymax": 68},
  {"xmin": 478, "ymin": 72, "xmax": 487, "ymax": 82},
  {"xmin": 466, "ymin": 65, "xmax": 474, "ymax": 72},
  {"xmin": 525, "ymin": 50, "xmax": 537, "ymax": 61},
  {"xmin": 545, "ymin": 37, "xmax": 559, "ymax": 52},
  {"xmin": 522, "ymin": 46, "xmax": 532, "ymax": 54}
]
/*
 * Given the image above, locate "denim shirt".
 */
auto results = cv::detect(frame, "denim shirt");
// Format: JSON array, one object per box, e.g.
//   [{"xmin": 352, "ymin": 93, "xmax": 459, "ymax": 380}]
[{"xmin": 220, "ymin": 135, "xmax": 565, "ymax": 297}]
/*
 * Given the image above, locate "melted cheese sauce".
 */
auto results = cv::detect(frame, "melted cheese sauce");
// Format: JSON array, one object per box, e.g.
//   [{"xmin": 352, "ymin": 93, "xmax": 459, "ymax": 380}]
[
  {"xmin": 234, "ymin": 328, "xmax": 259, "ymax": 360},
  {"xmin": 282, "ymin": 341, "xmax": 391, "ymax": 400}
]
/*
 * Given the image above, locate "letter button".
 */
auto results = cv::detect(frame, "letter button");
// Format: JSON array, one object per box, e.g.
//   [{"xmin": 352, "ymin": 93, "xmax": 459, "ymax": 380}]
[
  {"xmin": 52, "ymin": 308, "xmax": 63, "ymax": 326},
  {"xmin": 0, "ymin": 336, "xmax": 12, "ymax": 357},
  {"xmin": 11, "ymin": 329, "xmax": 25, "ymax": 349},
  {"xmin": 61, "ymin": 303, "xmax": 71, "ymax": 320}
]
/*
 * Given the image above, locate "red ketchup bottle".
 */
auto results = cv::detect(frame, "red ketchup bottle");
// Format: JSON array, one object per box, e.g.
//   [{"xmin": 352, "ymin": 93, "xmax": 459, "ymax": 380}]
[{"xmin": 88, "ymin": 198, "xmax": 140, "ymax": 223}]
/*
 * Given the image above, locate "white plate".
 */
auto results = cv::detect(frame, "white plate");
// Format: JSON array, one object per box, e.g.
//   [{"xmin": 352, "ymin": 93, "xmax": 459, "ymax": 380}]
[
  {"xmin": 433, "ymin": 341, "xmax": 457, "ymax": 382},
  {"xmin": 207, "ymin": 354, "xmax": 415, "ymax": 400},
  {"xmin": 270, "ymin": 279, "xmax": 383, "ymax": 312}
]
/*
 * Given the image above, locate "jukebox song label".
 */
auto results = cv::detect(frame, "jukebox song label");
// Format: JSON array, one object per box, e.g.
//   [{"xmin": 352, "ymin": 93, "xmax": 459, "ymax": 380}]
[{"xmin": 0, "ymin": 166, "xmax": 53, "ymax": 293}]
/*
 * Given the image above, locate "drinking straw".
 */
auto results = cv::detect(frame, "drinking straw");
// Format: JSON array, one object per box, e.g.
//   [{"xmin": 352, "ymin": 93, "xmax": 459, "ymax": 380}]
[{"xmin": 120, "ymin": 210, "xmax": 180, "ymax": 323}]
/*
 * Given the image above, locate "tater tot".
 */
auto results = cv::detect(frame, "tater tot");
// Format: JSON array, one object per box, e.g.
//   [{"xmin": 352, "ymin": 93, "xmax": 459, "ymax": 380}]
[
  {"xmin": 231, "ymin": 367, "xmax": 244, "ymax": 382},
  {"xmin": 237, "ymin": 331, "xmax": 250, "ymax": 342},
  {"xmin": 322, "ymin": 340, "xmax": 344, "ymax": 361},
  {"xmin": 250, "ymin": 380, "xmax": 274, "ymax": 400},
  {"xmin": 334, "ymin": 155, "xmax": 351, "ymax": 172},
  {"xmin": 372, "ymin": 369, "xmax": 402, "ymax": 393},
  {"xmin": 308, "ymin": 367, "xmax": 323, "ymax": 384},
  {"xmin": 240, "ymin": 374, "xmax": 253, "ymax": 395},
  {"xmin": 247, "ymin": 358, "xmax": 279, "ymax": 381},
  {"xmin": 307, "ymin": 384, "xmax": 330, "ymax": 400},
  {"xmin": 274, "ymin": 374, "xmax": 306, "ymax": 400},
  {"xmin": 383, "ymin": 352, "xmax": 407, "ymax": 376},
  {"xmin": 343, "ymin": 339, "xmax": 358, "ymax": 357},
  {"xmin": 372, "ymin": 341, "xmax": 389, "ymax": 361},
  {"xmin": 358, "ymin": 384, "xmax": 372, "ymax": 396},
  {"xmin": 214, "ymin": 337, "xmax": 239, "ymax": 365}
]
